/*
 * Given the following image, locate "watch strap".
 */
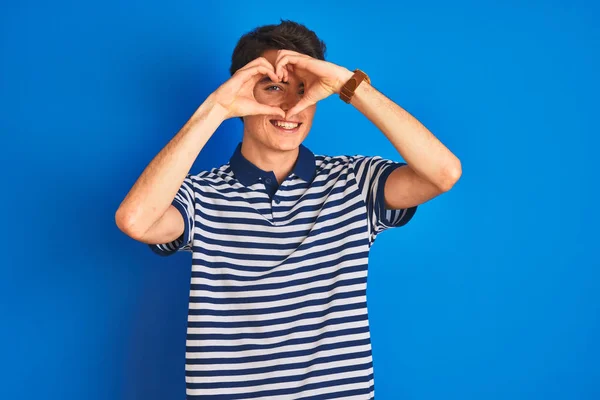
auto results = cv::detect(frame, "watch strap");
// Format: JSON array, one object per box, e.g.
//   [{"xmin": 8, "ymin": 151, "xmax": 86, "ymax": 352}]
[{"xmin": 340, "ymin": 69, "xmax": 370, "ymax": 104}]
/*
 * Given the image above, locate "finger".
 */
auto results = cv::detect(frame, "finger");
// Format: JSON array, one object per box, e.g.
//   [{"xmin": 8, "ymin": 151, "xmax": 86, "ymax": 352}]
[
  {"xmin": 275, "ymin": 49, "xmax": 298, "ymax": 60},
  {"xmin": 275, "ymin": 56, "xmax": 289, "ymax": 81},
  {"xmin": 277, "ymin": 58, "xmax": 289, "ymax": 81},
  {"xmin": 240, "ymin": 56, "xmax": 275, "ymax": 72},
  {"xmin": 238, "ymin": 58, "xmax": 279, "ymax": 82},
  {"xmin": 255, "ymin": 67, "xmax": 280, "ymax": 86},
  {"xmin": 263, "ymin": 67, "xmax": 280, "ymax": 85},
  {"xmin": 257, "ymin": 58, "xmax": 281, "ymax": 83},
  {"xmin": 276, "ymin": 55, "xmax": 311, "ymax": 80},
  {"xmin": 239, "ymin": 64, "xmax": 279, "ymax": 86},
  {"xmin": 275, "ymin": 50, "xmax": 310, "ymax": 69}
]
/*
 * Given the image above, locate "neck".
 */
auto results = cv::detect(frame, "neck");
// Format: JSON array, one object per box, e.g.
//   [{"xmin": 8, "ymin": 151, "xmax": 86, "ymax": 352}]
[{"xmin": 240, "ymin": 138, "xmax": 299, "ymax": 184}]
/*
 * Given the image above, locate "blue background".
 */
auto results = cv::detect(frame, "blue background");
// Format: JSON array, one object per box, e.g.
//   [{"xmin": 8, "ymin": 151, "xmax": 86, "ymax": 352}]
[{"xmin": 1, "ymin": 0, "xmax": 598, "ymax": 399}]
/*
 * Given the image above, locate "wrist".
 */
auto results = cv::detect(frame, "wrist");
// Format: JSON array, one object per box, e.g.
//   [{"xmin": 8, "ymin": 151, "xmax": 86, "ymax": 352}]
[
  {"xmin": 335, "ymin": 68, "xmax": 355, "ymax": 94},
  {"xmin": 199, "ymin": 93, "xmax": 230, "ymax": 123},
  {"xmin": 339, "ymin": 69, "xmax": 371, "ymax": 104}
]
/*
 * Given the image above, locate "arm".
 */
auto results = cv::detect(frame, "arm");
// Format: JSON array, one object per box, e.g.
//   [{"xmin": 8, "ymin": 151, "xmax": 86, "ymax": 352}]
[
  {"xmin": 115, "ymin": 56, "xmax": 284, "ymax": 245},
  {"xmin": 273, "ymin": 50, "xmax": 461, "ymax": 209},
  {"xmin": 115, "ymin": 96, "xmax": 227, "ymax": 242},
  {"xmin": 348, "ymin": 77, "xmax": 462, "ymax": 209}
]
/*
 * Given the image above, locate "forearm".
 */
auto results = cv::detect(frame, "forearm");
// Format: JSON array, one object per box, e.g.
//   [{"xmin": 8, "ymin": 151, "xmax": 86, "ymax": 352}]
[
  {"xmin": 350, "ymin": 80, "xmax": 461, "ymax": 191},
  {"xmin": 115, "ymin": 94, "xmax": 227, "ymax": 237}
]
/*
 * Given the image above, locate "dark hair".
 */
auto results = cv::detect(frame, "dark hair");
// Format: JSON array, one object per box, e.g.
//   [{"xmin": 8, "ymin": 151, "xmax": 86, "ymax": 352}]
[{"xmin": 229, "ymin": 19, "xmax": 327, "ymax": 77}]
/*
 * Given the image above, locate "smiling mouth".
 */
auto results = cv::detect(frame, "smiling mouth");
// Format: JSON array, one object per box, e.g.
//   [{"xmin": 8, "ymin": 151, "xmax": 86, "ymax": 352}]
[{"xmin": 269, "ymin": 120, "xmax": 302, "ymax": 132}]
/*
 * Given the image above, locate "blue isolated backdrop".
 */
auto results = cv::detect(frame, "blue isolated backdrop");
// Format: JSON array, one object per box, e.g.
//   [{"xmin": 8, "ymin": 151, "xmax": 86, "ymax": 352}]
[{"xmin": 1, "ymin": 0, "xmax": 598, "ymax": 399}]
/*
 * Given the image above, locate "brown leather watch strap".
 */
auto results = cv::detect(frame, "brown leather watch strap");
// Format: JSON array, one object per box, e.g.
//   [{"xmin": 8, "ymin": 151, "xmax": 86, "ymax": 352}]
[{"xmin": 340, "ymin": 69, "xmax": 370, "ymax": 104}]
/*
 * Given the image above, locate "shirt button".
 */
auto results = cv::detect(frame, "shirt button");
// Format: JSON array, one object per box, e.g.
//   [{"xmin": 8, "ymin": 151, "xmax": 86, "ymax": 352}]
[
  {"xmin": 265, "ymin": 178, "xmax": 272, "ymax": 184},
  {"xmin": 274, "ymin": 197, "xmax": 281, "ymax": 204}
]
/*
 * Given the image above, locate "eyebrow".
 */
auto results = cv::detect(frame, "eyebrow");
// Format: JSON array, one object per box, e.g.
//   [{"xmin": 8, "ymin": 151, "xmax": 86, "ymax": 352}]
[{"xmin": 259, "ymin": 76, "xmax": 304, "ymax": 86}]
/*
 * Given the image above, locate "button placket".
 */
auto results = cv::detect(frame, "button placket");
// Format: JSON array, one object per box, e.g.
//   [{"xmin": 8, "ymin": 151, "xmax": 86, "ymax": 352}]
[
  {"xmin": 272, "ymin": 179, "xmax": 287, "ymax": 224},
  {"xmin": 250, "ymin": 178, "xmax": 273, "ymax": 223}
]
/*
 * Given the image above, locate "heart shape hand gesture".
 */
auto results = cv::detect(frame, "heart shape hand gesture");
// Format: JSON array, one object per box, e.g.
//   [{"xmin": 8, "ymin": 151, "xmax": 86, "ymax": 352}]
[
  {"xmin": 211, "ymin": 50, "xmax": 353, "ymax": 121},
  {"xmin": 273, "ymin": 50, "xmax": 353, "ymax": 119}
]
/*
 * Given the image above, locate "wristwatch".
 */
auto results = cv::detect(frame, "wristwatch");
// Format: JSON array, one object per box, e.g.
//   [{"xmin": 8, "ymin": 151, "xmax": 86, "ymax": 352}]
[{"xmin": 340, "ymin": 69, "xmax": 370, "ymax": 104}]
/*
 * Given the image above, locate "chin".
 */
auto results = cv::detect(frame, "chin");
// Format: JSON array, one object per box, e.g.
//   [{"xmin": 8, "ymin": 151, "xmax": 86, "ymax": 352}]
[{"xmin": 269, "ymin": 138, "xmax": 302, "ymax": 152}]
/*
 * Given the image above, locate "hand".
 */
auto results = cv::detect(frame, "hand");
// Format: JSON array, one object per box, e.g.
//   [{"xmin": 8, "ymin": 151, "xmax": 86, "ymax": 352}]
[
  {"xmin": 211, "ymin": 57, "xmax": 286, "ymax": 120},
  {"xmin": 274, "ymin": 50, "xmax": 354, "ymax": 119}
]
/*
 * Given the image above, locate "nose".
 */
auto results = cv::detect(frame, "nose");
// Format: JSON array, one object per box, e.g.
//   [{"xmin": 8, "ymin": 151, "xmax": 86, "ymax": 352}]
[{"xmin": 280, "ymin": 90, "xmax": 302, "ymax": 112}]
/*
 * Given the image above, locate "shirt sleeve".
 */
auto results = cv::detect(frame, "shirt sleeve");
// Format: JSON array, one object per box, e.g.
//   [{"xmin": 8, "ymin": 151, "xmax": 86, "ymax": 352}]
[
  {"xmin": 351, "ymin": 155, "xmax": 417, "ymax": 245},
  {"xmin": 148, "ymin": 174, "xmax": 196, "ymax": 256}
]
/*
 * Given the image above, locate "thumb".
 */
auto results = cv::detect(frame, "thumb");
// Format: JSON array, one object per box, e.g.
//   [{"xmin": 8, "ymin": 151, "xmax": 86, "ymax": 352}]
[
  {"xmin": 255, "ymin": 105, "xmax": 285, "ymax": 119},
  {"xmin": 285, "ymin": 99, "xmax": 313, "ymax": 120}
]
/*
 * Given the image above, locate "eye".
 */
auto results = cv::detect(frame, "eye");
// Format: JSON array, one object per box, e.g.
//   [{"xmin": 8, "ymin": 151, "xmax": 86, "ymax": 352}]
[{"xmin": 265, "ymin": 85, "xmax": 305, "ymax": 95}]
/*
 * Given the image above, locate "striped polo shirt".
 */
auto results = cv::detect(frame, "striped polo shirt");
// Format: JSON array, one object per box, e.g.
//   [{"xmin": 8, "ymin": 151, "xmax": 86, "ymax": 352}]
[{"xmin": 149, "ymin": 141, "xmax": 417, "ymax": 399}]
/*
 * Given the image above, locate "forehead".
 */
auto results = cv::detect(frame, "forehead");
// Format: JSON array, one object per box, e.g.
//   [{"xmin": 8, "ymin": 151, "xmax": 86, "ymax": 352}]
[{"xmin": 260, "ymin": 49, "xmax": 279, "ymax": 67}]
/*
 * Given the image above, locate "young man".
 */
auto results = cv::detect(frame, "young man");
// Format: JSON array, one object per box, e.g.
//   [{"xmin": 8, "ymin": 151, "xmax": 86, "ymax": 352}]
[{"xmin": 116, "ymin": 20, "xmax": 461, "ymax": 400}]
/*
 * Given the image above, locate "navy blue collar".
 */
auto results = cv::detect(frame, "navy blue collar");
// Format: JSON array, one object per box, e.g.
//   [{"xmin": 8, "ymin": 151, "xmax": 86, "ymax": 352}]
[{"xmin": 229, "ymin": 142, "xmax": 316, "ymax": 186}]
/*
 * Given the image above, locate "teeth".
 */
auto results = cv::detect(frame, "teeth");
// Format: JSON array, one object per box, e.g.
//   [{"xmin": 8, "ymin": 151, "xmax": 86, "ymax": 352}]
[{"xmin": 273, "ymin": 121, "xmax": 299, "ymax": 129}]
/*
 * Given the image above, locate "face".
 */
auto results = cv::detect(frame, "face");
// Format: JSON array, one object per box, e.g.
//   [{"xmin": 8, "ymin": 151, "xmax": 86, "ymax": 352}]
[{"xmin": 242, "ymin": 48, "xmax": 316, "ymax": 153}]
